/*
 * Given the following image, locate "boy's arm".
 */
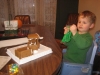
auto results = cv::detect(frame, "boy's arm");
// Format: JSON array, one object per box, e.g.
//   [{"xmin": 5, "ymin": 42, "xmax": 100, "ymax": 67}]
[{"xmin": 72, "ymin": 32, "xmax": 93, "ymax": 49}]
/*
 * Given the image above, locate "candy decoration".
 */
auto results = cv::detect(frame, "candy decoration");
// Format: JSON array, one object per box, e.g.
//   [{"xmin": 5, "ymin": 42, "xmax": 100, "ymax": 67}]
[{"xmin": 8, "ymin": 64, "xmax": 19, "ymax": 75}]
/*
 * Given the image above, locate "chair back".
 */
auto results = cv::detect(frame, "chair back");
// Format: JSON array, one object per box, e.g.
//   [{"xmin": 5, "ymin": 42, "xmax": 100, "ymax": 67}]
[
  {"xmin": 66, "ymin": 13, "xmax": 79, "ymax": 25},
  {"xmin": 94, "ymin": 30, "xmax": 100, "ymax": 55},
  {"xmin": 85, "ymin": 41, "xmax": 97, "ymax": 64},
  {"xmin": 59, "ymin": 41, "xmax": 97, "ymax": 75},
  {"xmin": 14, "ymin": 15, "xmax": 31, "ymax": 24}
]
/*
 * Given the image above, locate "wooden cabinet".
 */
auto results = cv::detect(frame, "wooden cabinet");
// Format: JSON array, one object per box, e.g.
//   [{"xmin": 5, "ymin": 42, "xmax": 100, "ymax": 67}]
[{"xmin": 55, "ymin": 0, "xmax": 79, "ymax": 39}]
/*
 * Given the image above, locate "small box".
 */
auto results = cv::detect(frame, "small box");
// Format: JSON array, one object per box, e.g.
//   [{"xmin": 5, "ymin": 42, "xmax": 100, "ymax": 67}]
[
  {"xmin": 4, "ymin": 20, "xmax": 18, "ymax": 36},
  {"xmin": 15, "ymin": 46, "xmax": 32, "ymax": 59}
]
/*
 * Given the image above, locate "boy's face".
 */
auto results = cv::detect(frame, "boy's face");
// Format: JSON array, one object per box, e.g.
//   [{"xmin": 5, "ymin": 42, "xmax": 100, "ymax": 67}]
[{"xmin": 77, "ymin": 16, "xmax": 94, "ymax": 34}]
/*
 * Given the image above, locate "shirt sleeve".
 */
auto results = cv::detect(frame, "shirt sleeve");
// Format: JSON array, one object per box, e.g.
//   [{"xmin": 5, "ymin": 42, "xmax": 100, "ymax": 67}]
[{"xmin": 72, "ymin": 32, "xmax": 93, "ymax": 49}]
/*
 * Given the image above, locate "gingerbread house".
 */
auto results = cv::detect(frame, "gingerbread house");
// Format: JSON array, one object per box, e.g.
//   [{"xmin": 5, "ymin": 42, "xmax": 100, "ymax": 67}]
[{"xmin": 15, "ymin": 33, "xmax": 41, "ymax": 59}]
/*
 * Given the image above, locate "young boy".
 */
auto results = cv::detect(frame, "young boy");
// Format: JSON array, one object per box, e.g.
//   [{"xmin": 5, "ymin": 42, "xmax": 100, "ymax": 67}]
[{"xmin": 62, "ymin": 10, "xmax": 96, "ymax": 63}]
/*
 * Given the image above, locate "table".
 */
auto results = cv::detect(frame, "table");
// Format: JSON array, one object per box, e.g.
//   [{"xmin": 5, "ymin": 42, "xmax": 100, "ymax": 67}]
[{"xmin": 0, "ymin": 25, "xmax": 62, "ymax": 75}]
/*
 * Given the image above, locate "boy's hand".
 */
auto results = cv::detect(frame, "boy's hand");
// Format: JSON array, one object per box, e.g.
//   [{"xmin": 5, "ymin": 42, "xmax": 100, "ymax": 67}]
[
  {"xmin": 63, "ymin": 26, "xmax": 69, "ymax": 34},
  {"xmin": 70, "ymin": 24, "xmax": 77, "ymax": 35}
]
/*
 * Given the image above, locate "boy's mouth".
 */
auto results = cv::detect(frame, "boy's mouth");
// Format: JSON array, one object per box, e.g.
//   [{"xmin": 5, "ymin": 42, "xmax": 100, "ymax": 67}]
[{"xmin": 78, "ymin": 27, "xmax": 82, "ymax": 29}]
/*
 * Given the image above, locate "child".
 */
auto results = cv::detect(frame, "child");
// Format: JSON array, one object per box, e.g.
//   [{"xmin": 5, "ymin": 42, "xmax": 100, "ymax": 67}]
[{"xmin": 62, "ymin": 10, "xmax": 96, "ymax": 63}]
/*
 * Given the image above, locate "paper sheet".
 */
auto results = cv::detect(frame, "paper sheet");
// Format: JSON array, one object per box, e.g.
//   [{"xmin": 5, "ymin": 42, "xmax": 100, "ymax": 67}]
[
  {"xmin": 0, "ymin": 56, "xmax": 11, "ymax": 70},
  {"xmin": 0, "ymin": 37, "xmax": 28, "ymax": 48}
]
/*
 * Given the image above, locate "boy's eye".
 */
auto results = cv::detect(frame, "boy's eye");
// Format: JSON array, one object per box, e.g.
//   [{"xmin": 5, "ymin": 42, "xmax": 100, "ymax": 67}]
[
  {"xmin": 78, "ymin": 21, "xmax": 87, "ymax": 24},
  {"xmin": 83, "ymin": 21, "xmax": 86, "ymax": 24},
  {"xmin": 78, "ymin": 21, "xmax": 81, "ymax": 23}
]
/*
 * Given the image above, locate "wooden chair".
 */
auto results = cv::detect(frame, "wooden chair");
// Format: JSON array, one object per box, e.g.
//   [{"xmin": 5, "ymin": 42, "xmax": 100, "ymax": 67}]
[
  {"xmin": 66, "ymin": 13, "xmax": 79, "ymax": 25},
  {"xmin": 14, "ymin": 15, "xmax": 31, "ymax": 24}
]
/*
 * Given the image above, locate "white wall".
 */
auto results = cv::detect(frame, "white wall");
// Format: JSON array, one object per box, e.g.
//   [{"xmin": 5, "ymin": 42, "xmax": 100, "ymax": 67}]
[{"xmin": 78, "ymin": 0, "xmax": 100, "ymax": 38}]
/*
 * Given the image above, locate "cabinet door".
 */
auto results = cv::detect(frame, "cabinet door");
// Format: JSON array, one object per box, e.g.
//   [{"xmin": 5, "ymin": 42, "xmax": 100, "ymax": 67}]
[{"xmin": 55, "ymin": 0, "xmax": 79, "ymax": 39}]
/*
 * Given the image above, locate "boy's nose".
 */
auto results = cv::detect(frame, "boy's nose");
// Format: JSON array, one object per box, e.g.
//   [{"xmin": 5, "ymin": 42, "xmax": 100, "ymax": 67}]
[{"xmin": 79, "ymin": 23, "xmax": 83, "ymax": 26}]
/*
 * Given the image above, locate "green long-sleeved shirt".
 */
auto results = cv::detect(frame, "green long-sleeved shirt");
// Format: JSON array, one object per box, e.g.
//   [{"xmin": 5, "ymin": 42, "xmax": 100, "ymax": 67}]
[{"xmin": 63, "ymin": 32, "xmax": 93, "ymax": 63}]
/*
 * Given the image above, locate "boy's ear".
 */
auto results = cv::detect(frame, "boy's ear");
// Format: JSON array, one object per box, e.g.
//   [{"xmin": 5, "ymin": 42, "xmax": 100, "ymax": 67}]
[{"xmin": 90, "ymin": 24, "xmax": 94, "ymax": 29}]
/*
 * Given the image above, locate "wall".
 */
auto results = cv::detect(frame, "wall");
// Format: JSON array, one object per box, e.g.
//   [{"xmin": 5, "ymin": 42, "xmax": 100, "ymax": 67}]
[{"xmin": 78, "ymin": 0, "xmax": 100, "ymax": 38}]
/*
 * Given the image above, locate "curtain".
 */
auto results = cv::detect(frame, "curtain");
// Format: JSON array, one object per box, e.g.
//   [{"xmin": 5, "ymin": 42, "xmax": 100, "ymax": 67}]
[
  {"xmin": 35, "ymin": 0, "xmax": 57, "ymax": 36},
  {"xmin": 0, "ymin": 0, "xmax": 8, "ymax": 31},
  {"xmin": 14, "ymin": 0, "xmax": 35, "ymax": 24},
  {"xmin": 14, "ymin": 0, "xmax": 57, "ymax": 37}
]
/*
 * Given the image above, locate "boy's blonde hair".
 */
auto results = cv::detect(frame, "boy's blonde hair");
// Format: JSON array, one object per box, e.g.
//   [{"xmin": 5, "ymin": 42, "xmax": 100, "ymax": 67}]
[{"xmin": 79, "ymin": 10, "xmax": 96, "ymax": 24}]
